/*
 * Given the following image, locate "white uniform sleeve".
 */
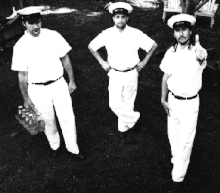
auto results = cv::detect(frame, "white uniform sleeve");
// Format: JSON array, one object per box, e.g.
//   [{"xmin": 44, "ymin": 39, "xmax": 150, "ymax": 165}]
[
  {"xmin": 88, "ymin": 31, "xmax": 106, "ymax": 51},
  {"xmin": 11, "ymin": 45, "xmax": 28, "ymax": 72},
  {"xmin": 56, "ymin": 32, "xmax": 72, "ymax": 58},
  {"xmin": 159, "ymin": 48, "xmax": 173, "ymax": 75},
  {"xmin": 138, "ymin": 31, "xmax": 155, "ymax": 52}
]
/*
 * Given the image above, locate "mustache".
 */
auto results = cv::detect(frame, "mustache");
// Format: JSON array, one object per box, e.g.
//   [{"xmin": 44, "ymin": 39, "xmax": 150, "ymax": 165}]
[
  {"xmin": 118, "ymin": 23, "xmax": 126, "ymax": 25},
  {"xmin": 178, "ymin": 36, "xmax": 186, "ymax": 40}
]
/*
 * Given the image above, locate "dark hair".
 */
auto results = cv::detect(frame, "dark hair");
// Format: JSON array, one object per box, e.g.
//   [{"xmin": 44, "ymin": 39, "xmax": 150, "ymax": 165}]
[{"xmin": 172, "ymin": 27, "xmax": 195, "ymax": 52}]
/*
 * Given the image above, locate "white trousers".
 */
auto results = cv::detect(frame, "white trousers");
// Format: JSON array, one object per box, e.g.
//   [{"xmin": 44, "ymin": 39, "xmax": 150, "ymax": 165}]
[
  {"xmin": 28, "ymin": 77, "xmax": 79, "ymax": 154},
  {"xmin": 168, "ymin": 93, "xmax": 199, "ymax": 182},
  {"xmin": 108, "ymin": 69, "xmax": 140, "ymax": 132}
]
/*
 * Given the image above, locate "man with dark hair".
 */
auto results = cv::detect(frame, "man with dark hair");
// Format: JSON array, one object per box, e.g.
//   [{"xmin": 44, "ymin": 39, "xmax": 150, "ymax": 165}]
[
  {"xmin": 88, "ymin": 2, "xmax": 157, "ymax": 139},
  {"xmin": 11, "ymin": 6, "xmax": 84, "ymax": 160},
  {"xmin": 160, "ymin": 14, "xmax": 207, "ymax": 192}
]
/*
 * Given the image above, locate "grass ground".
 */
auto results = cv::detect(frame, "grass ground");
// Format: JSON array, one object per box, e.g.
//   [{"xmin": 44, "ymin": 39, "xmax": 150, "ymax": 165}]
[{"xmin": 0, "ymin": 0, "xmax": 220, "ymax": 192}]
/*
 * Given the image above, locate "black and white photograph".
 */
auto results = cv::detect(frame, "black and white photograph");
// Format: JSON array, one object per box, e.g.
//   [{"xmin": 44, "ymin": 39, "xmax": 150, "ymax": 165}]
[{"xmin": 0, "ymin": 0, "xmax": 220, "ymax": 192}]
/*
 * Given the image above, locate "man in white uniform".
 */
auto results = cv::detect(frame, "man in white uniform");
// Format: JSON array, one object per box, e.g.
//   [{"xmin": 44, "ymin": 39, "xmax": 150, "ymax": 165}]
[
  {"xmin": 160, "ymin": 14, "xmax": 207, "ymax": 193},
  {"xmin": 88, "ymin": 2, "xmax": 158, "ymax": 138},
  {"xmin": 11, "ymin": 6, "xmax": 84, "ymax": 160}
]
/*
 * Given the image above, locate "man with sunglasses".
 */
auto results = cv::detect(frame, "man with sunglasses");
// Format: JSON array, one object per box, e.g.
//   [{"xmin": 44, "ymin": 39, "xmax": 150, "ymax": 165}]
[{"xmin": 11, "ymin": 6, "xmax": 84, "ymax": 160}]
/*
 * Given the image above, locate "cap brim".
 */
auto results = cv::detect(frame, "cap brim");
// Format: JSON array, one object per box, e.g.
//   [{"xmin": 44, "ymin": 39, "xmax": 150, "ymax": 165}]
[
  {"xmin": 173, "ymin": 21, "xmax": 191, "ymax": 29},
  {"xmin": 22, "ymin": 13, "xmax": 42, "ymax": 24},
  {"xmin": 26, "ymin": 18, "xmax": 42, "ymax": 24}
]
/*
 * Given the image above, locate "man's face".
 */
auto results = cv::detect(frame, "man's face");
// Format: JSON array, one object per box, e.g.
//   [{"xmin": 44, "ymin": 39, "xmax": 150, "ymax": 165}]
[
  {"xmin": 174, "ymin": 26, "xmax": 192, "ymax": 45},
  {"xmin": 112, "ymin": 13, "xmax": 129, "ymax": 29},
  {"xmin": 23, "ymin": 20, "xmax": 42, "ymax": 37}
]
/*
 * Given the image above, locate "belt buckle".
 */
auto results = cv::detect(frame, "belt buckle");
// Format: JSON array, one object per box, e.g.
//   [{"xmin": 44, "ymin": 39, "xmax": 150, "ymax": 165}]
[{"xmin": 135, "ymin": 65, "xmax": 140, "ymax": 72}]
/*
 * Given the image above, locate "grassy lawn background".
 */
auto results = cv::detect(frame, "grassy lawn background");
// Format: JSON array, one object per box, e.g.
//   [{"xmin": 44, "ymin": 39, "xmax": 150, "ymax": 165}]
[{"xmin": 0, "ymin": 0, "xmax": 220, "ymax": 192}]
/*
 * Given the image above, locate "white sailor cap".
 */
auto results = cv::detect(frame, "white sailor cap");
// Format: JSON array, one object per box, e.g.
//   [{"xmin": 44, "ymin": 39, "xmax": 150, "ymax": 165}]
[
  {"xmin": 109, "ymin": 2, "xmax": 133, "ymax": 15},
  {"xmin": 17, "ymin": 6, "xmax": 46, "ymax": 15},
  {"xmin": 18, "ymin": 6, "xmax": 48, "ymax": 23},
  {"xmin": 167, "ymin": 14, "xmax": 196, "ymax": 29}
]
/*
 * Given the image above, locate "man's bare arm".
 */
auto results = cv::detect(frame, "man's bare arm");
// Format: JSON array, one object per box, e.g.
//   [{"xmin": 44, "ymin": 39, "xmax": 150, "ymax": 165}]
[
  {"xmin": 88, "ymin": 45, "xmax": 111, "ymax": 71},
  {"xmin": 61, "ymin": 54, "xmax": 76, "ymax": 94},
  {"xmin": 161, "ymin": 73, "xmax": 171, "ymax": 116},
  {"xmin": 18, "ymin": 71, "xmax": 35, "ymax": 109},
  {"xmin": 137, "ymin": 42, "xmax": 158, "ymax": 70}
]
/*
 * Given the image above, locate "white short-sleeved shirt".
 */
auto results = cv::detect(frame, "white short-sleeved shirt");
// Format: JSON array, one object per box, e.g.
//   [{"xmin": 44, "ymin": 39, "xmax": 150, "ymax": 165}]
[
  {"xmin": 11, "ymin": 28, "xmax": 72, "ymax": 83},
  {"xmin": 89, "ymin": 25, "xmax": 155, "ymax": 70},
  {"xmin": 160, "ymin": 45, "xmax": 207, "ymax": 97}
]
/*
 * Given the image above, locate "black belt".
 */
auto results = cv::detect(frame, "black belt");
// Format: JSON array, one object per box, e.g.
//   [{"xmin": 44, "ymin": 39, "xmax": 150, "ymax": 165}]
[
  {"xmin": 169, "ymin": 91, "xmax": 198, "ymax": 100},
  {"xmin": 112, "ymin": 65, "xmax": 138, "ymax": 72},
  {"xmin": 32, "ymin": 76, "xmax": 62, "ymax": 86}
]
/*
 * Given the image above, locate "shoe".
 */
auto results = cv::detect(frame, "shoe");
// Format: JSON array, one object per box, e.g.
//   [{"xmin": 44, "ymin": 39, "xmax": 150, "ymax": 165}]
[
  {"xmin": 120, "ymin": 130, "xmax": 130, "ymax": 142},
  {"xmin": 120, "ymin": 131, "xmax": 128, "ymax": 139},
  {"xmin": 168, "ymin": 181, "xmax": 183, "ymax": 193},
  {"xmin": 70, "ymin": 152, "xmax": 85, "ymax": 161},
  {"xmin": 120, "ymin": 130, "xmax": 135, "ymax": 144},
  {"xmin": 50, "ymin": 148, "xmax": 60, "ymax": 158}
]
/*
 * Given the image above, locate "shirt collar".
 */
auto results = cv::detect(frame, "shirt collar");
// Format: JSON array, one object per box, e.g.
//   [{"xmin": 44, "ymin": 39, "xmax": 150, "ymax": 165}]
[
  {"xmin": 176, "ymin": 43, "xmax": 192, "ymax": 51},
  {"xmin": 24, "ymin": 28, "xmax": 42, "ymax": 38},
  {"xmin": 113, "ymin": 25, "xmax": 129, "ymax": 33}
]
